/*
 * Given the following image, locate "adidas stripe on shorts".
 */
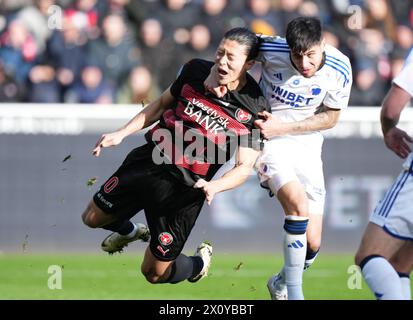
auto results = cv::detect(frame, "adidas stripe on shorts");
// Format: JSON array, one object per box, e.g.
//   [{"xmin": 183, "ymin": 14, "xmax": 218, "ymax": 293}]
[{"xmin": 370, "ymin": 153, "xmax": 413, "ymax": 240}]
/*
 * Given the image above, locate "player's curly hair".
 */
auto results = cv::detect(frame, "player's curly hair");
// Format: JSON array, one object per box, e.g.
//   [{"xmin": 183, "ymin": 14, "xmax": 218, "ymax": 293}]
[
  {"xmin": 286, "ymin": 17, "xmax": 322, "ymax": 53},
  {"xmin": 223, "ymin": 27, "xmax": 260, "ymax": 61}
]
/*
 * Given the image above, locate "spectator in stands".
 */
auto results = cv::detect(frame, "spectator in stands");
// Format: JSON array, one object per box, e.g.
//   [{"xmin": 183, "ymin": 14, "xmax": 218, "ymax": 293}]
[
  {"xmin": 116, "ymin": 65, "xmax": 160, "ymax": 105},
  {"xmin": 298, "ymin": 1, "xmax": 320, "ymax": 18},
  {"xmin": 0, "ymin": 18, "xmax": 37, "ymax": 85},
  {"xmin": 390, "ymin": 0, "xmax": 413, "ymax": 25},
  {"xmin": 46, "ymin": 14, "xmax": 88, "ymax": 100},
  {"xmin": 243, "ymin": 0, "xmax": 280, "ymax": 35},
  {"xmin": 17, "ymin": 0, "xmax": 56, "ymax": 55},
  {"xmin": 180, "ymin": 24, "xmax": 215, "ymax": 63},
  {"xmin": 0, "ymin": 60, "xmax": 25, "ymax": 101},
  {"xmin": 157, "ymin": 0, "xmax": 199, "ymax": 43},
  {"xmin": 364, "ymin": 0, "xmax": 397, "ymax": 44},
  {"xmin": 138, "ymin": 17, "xmax": 184, "ymax": 91},
  {"xmin": 276, "ymin": 0, "xmax": 303, "ymax": 30},
  {"xmin": 198, "ymin": 0, "xmax": 230, "ymax": 47},
  {"xmin": 138, "ymin": 18, "xmax": 164, "ymax": 80},
  {"xmin": 64, "ymin": 0, "xmax": 100, "ymax": 41},
  {"xmin": 66, "ymin": 62, "xmax": 114, "ymax": 104},
  {"xmin": 87, "ymin": 14, "xmax": 140, "ymax": 89},
  {"xmin": 27, "ymin": 62, "xmax": 60, "ymax": 102},
  {"xmin": 349, "ymin": 60, "xmax": 387, "ymax": 106}
]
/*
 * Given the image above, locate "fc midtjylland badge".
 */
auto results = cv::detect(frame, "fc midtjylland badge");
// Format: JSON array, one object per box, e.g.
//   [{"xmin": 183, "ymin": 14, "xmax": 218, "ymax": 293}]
[
  {"xmin": 235, "ymin": 108, "xmax": 252, "ymax": 123},
  {"xmin": 158, "ymin": 232, "xmax": 173, "ymax": 246}
]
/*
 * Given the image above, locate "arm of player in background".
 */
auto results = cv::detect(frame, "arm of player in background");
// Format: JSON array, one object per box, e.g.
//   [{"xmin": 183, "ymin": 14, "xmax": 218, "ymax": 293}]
[
  {"xmin": 381, "ymin": 84, "xmax": 413, "ymax": 159},
  {"xmin": 254, "ymin": 105, "xmax": 341, "ymax": 139},
  {"xmin": 193, "ymin": 146, "xmax": 260, "ymax": 205},
  {"xmin": 93, "ymin": 86, "xmax": 175, "ymax": 156}
]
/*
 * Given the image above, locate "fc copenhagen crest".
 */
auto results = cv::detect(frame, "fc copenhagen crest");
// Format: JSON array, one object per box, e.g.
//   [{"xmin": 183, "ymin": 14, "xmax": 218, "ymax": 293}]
[
  {"xmin": 158, "ymin": 232, "xmax": 173, "ymax": 246},
  {"xmin": 235, "ymin": 108, "xmax": 252, "ymax": 123}
]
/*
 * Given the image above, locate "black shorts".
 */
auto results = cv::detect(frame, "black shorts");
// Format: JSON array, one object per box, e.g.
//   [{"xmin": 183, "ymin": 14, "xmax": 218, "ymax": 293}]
[{"xmin": 93, "ymin": 144, "xmax": 206, "ymax": 261}]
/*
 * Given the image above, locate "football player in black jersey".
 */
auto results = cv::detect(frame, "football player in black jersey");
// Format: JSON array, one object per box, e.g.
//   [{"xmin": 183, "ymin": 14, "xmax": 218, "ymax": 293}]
[{"xmin": 81, "ymin": 28, "xmax": 270, "ymax": 285}]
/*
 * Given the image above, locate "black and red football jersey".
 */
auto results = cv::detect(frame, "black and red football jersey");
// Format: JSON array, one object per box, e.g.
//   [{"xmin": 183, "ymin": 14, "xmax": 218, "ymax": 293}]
[{"xmin": 145, "ymin": 58, "xmax": 270, "ymax": 186}]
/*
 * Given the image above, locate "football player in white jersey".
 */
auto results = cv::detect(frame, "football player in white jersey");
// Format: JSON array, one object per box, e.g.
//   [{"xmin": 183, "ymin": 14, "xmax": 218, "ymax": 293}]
[
  {"xmin": 205, "ymin": 17, "xmax": 352, "ymax": 300},
  {"xmin": 355, "ymin": 54, "xmax": 413, "ymax": 300}
]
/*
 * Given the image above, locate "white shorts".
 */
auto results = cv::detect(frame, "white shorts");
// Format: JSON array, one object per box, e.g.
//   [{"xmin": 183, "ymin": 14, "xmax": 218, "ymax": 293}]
[
  {"xmin": 370, "ymin": 154, "xmax": 413, "ymax": 240},
  {"xmin": 256, "ymin": 134, "xmax": 326, "ymax": 214}
]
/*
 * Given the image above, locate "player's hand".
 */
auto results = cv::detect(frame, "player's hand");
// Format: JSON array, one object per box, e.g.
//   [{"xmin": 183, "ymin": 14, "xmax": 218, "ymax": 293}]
[
  {"xmin": 254, "ymin": 111, "xmax": 284, "ymax": 139},
  {"xmin": 93, "ymin": 131, "xmax": 125, "ymax": 157},
  {"xmin": 193, "ymin": 178, "xmax": 217, "ymax": 205},
  {"xmin": 204, "ymin": 65, "xmax": 227, "ymax": 98},
  {"xmin": 384, "ymin": 127, "xmax": 413, "ymax": 159}
]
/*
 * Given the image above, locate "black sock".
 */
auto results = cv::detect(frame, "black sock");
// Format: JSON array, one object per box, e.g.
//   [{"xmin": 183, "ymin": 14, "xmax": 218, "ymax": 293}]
[
  {"xmin": 306, "ymin": 247, "xmax": 319, "ymax": 260},
  {"xmin": 102, "ymin": 220, "xmax": 134, "ymax": 235},
  {"xmin": 164, "ymin": 254, "xmax": 203, "ymax": 284},
  {"xmin": 397, "ymin": 272, "xmax": 410, "ymax": 278}
]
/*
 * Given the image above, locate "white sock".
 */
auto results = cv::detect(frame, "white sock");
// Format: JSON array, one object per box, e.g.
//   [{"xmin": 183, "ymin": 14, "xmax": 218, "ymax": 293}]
[
  {"xmin": 283, "ymin": 215, "xmax": 308, "ymax": 300},
  {"xmin": 398, "ymin": 273, "xmax": 411, "ymax": 300},
  {"xmin": 124, "ymin": 223, "xmax": 137, "ymax": 238},
  {"xmin": 361, "ymin": 256, "xmax": 405, "ymax": 300},
  {"xmin": 277, "ymin": 248, "xmax": 318, "ymax": 285}
]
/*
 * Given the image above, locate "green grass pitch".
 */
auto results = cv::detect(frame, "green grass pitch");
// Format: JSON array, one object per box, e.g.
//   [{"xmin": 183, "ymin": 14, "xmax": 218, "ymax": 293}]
[{"xmin": 0, "ymin": 253, "xmax": 387, "ymax": 299}]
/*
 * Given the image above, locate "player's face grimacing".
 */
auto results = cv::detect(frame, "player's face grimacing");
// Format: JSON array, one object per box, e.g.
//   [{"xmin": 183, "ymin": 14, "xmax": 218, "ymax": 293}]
[
  {"xmin": 214, "ymin": 39, "xmax": 253, "ymax": 86},
  {"xmin": 290, "ymin": 41, "xmax": 325, "ymax": 78}
]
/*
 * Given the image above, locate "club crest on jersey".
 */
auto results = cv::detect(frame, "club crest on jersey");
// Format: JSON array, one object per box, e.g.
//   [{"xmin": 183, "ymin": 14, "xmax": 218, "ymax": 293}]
[
  {"xmin": 158, "ymin": 232, "xmax": 173, "ymax": 246},
  {"xmin": 235, "ymin": 108, "xmax": 251, "ymax": 123},
  {"xmin": 310, "ymin": 85, "xmax": 322, "ymax": 95}
]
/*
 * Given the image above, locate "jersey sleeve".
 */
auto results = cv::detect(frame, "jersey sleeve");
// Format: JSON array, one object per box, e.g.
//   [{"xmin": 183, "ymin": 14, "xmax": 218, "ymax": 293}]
[
  {"xmin": 257, "ymin": 35, "xmax": 289, "ymax": 63},
  {"xmin": 323, "ymin": 62, "xmax": 353, "ymax": 110},
  {"xmin": 393, "ymin": 62, "xmax": 413, "ymax": 97},
  {"xmin": 170, "ymin": 59, "xmax": 195, "ymax": 98}
]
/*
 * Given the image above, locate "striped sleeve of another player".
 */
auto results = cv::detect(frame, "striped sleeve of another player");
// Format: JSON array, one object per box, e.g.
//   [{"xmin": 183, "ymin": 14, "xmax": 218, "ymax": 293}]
[
  {"xmin": 258, "ymin": 36, "xmax": 290, "ymax": 53},
  {"xmin": 324, "ymin": 47, "xmax": 352, "ymax": 87}
]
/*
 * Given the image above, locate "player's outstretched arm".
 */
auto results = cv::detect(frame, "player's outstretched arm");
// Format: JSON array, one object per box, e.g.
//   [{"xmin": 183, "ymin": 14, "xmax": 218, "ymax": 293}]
[
  {"xmin": 93, "ymin": 87, "xmax": 175, "ymax": 156},
  {"xmin": 193, "ymin": 146, "xmax": 260, "ymax": 205},
  {"xmin": 254, "ymin": 106, "xmax": 340, "ymax": 139},
  {"xmin": 381, "ymin": 84, "xmax": 413, "ymax": 159}
]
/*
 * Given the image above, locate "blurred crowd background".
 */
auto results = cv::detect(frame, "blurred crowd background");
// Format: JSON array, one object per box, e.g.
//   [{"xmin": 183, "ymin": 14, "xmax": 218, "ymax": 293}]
[{"xmin": 0, "ymin": 0, "xmax": 412, "ymax": 106}]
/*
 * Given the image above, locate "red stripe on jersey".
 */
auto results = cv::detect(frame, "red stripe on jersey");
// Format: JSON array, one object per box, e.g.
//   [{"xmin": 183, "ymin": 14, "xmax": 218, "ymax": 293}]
[
  {"xmin": 180, "ymin": 84, "xmax": 251, "ymax": 136},
  {"xmin": 175, "ymin": 102, "xmax": 227, "ymax": 145}
]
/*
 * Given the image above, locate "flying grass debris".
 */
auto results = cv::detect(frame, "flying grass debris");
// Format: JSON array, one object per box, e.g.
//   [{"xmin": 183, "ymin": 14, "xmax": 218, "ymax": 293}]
[
  {"xmin": 87, "ymin": 177, "xmax": 98, "ymax": 188},
  {"xmin": 62, "ymin": 155, "xmax": 72, "ymax": 162}
]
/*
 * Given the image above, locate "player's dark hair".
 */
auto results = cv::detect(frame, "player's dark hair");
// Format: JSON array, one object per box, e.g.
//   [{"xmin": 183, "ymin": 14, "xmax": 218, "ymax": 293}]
[
  {"xmin": 223, "ymin": 27, "xmax": 259, "ymax": 61},
  {"xmin": 286, "ymin": 17, "xmax": 322, "ymax": 53}
]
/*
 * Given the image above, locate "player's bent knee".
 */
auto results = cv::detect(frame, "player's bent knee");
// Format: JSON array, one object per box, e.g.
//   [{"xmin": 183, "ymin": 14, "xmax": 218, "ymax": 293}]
[
  {"xmin": 81, "ymin": 201, "xmax": 105, "ymax": 228},
  {"xmin": 307, "ymin": 242, "xmax": 320, "ymax": 253},
  {"xmin": 354, "ymin": 250, "xmax": 363, "ymax": 267},
  {"xmin": 354, "ymin": 251, "xmax": 383, "ymax": 269},
  {"xmin": 141, "ymin": 268, "xmax": 164, "ymax": 284}
]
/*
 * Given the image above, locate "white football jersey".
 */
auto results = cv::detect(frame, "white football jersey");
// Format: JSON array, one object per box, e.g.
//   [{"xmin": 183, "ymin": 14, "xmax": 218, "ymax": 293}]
[{"xmin": 257, "ymin": 36, "xmax": 353, "ymax": 124}]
